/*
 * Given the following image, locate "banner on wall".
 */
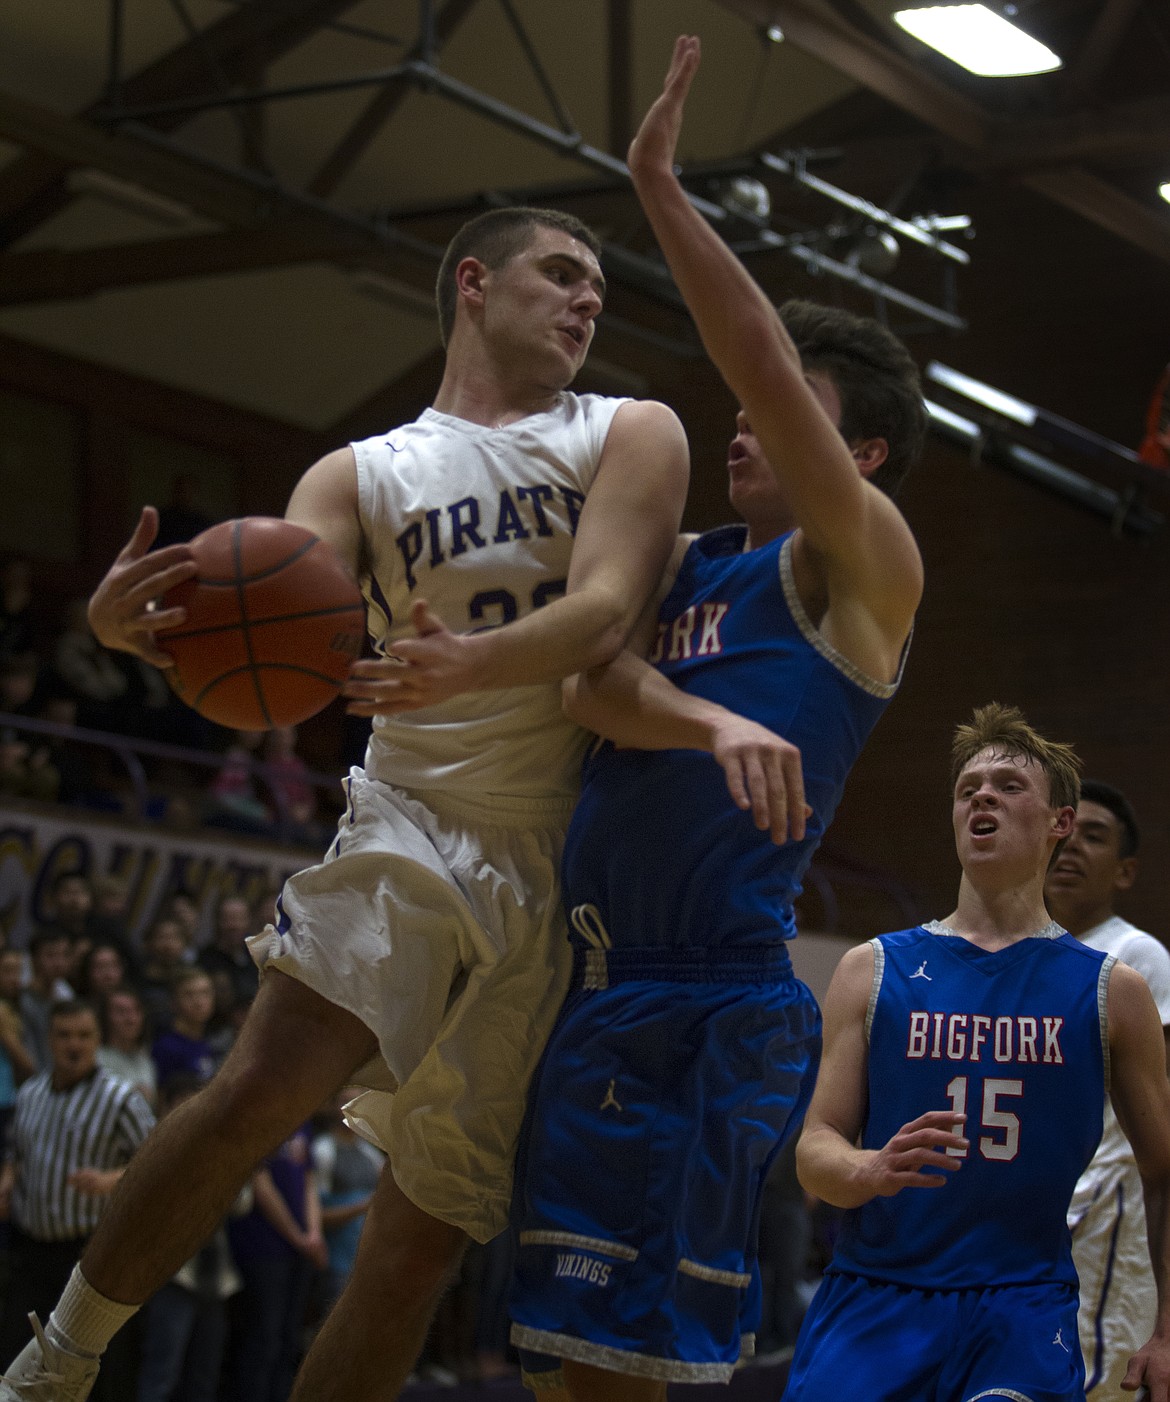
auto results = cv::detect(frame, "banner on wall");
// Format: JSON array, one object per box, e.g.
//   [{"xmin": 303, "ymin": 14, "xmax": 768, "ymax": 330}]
[{"xmin": 0, "ymin": 806, "xmax": 309, "ymax": 949}]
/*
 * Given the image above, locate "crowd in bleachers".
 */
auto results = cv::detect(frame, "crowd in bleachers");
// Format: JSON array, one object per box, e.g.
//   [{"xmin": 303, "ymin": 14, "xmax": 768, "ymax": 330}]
[{"xmin": 0, "ymin": 551, "xmax": 344, "ymax": 844}]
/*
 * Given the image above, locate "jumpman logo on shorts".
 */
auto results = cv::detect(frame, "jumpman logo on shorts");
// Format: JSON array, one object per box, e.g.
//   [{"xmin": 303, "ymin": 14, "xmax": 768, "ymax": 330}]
[
  {"xmin": 1053, "ymin": 1328, "xmax": 1071, "ymax": 1353},
  {"xmin": 910, "ymin": 961, "xmax": 932, "ymax": 980},
  {"xmin": 600, "ymin": 1078, "xmax": 623, "ymax": 1112}
]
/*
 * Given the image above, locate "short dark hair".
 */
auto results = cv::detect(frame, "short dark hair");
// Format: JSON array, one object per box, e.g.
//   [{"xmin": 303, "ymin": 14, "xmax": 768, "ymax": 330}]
[
  {"xmin": 1080, "ymin": 779, "xmax": 1141, "ymax": 858},
  {"xmin": 29, "ymin": 928, "xmax": 71, "ymax": 958},
  {"xmin": 779, "ymin": 300, "xmax": 927, "ymax": 497},
  {"xmin": 435, "ymin": 206, "xmax": 602, "ymax": 346},
  {"xmin": 49, "ymin": 997, "xmax": 98, "ymax": 1026},
  {"xmin": 98, "ymin": 984, "xmax": 150, "ymax": 1044}
]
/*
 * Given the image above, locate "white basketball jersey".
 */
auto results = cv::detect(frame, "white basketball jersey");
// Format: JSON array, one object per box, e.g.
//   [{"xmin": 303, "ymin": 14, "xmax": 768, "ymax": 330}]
[{"xmin": 353, "ymin": 392, "xmax": 629, "ymax": 798}]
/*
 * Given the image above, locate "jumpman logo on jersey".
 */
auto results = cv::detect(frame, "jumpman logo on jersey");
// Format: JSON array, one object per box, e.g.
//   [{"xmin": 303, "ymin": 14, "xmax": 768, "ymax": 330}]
[
  {"xmin": 1053, "ymin": 1328, "xmax": 1071, "ymax": 1353},
  {"xmin": 600, "ymin": 1079, "xmax": 623, "ymax": 1113},
  {"xmin": 910, "ymin": 961, "xmax": 932, "ymax": 980}
]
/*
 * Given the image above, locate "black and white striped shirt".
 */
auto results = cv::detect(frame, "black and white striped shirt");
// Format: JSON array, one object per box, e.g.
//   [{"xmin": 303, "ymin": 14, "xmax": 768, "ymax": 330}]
[{"xmin": 8, "ymin": 1067, "xmax": 155, "ymax": 1240}]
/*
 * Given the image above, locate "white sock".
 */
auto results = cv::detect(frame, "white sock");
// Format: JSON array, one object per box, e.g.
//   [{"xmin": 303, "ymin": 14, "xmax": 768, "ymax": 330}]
[{"xmin": 46, "ymin": 1266, "xmax": 140, "ymax": 1358}]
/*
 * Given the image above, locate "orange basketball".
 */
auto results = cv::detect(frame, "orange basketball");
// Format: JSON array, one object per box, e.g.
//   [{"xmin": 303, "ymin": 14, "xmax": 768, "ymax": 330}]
[{"xmin": 159, "ymin": 518, "xmax": 365, "ymax": 730}]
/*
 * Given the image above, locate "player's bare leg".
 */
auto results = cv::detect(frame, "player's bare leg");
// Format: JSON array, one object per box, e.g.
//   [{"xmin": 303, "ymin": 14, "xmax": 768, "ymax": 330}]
[
  {"xmin": 289, "ymin": 1172, "xmax": 467, "ymax": 1401},
  {"xmin": 562, "ymin": 1360, "xmax": 667, "ymax": 1401},
  {"xmin": 0, "ymin": 970, "xmax": 378, "ymax": 1401}
]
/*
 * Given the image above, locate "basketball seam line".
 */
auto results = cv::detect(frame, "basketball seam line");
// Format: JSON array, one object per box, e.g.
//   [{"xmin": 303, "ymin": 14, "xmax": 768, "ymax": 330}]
[
  {"xmin": 192, "ymin": 662, "xmax": 349, "ymax": 709},
  {"xmin": 164, "ymin": 602, "xmax": 363, "ymax": 641},
  {"xmin": 232, "ymin": 520, "xmax": 273, "ymax": 730},
  {"xmin": 197, "ymin": 533, "xmax": 320, "ymax": 587}
]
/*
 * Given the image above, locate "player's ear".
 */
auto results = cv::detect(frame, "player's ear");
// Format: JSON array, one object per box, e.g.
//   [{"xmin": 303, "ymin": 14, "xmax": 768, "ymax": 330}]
[
  {"xmin": 1114, "ymin": 855, "xmax": 1138, "ymax": 894},
  {"xmin": 1052, "ymin": 805, "xmax": 1076, "ymax": 840},
  {"xmin": 851, "ymin": 437, "xmax": 888, "ymax": 478},
  {"xmin": 454, "ymin": 256, "xmax": 488, "ymax": 311}
]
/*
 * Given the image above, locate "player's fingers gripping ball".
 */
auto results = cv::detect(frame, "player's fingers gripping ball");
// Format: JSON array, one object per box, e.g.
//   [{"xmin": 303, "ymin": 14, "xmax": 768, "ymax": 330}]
[{"xmin": 160, "ymin": 517, "xmax": 365, "ymax": 729}]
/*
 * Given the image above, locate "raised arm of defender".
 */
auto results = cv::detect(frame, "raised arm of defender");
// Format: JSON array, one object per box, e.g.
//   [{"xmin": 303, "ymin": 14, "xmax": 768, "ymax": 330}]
[{"xmin": 627, "ymin": 36, "xmax": 921, "ymax": 681}]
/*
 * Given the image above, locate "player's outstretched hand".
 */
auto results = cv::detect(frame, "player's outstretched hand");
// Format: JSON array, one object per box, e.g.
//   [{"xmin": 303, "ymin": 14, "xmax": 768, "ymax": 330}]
[
  {"xmin": 627, "ymin": 35, "xmax": 700, "ymax": 185},
  {"xmin": 862, "ymin": 1109, "xmax": 968, "ymax": 1198},
  {"xmin": 344, "ymin": 599, "xmax": 485, "ymax": 715},
  {"xmin": 709, "ymin": 714, "xmax": 808, "ymax": 846},
  {"xmin": 88, "ymin": 507, "xmax": 198, "ymax": 667}
]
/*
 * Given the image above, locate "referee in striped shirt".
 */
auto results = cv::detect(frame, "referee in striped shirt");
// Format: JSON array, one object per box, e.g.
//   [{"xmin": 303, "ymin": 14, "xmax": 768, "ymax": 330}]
[{"xmin": 0, "ymin": 998, "xmax": 155, "ymax": 1393}]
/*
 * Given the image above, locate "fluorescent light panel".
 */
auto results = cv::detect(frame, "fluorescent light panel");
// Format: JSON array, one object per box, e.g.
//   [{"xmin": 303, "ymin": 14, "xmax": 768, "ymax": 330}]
[
  {"xmin": 925, "ymin": 398, "xmax": 980, "ymax": 438},
  {"xmin": 926, "ymin": 362, "xmax": 1038, "ymax": 427},
  {"xmin": 893, "ymin": 5, "xmax": 1061, "ymax": 77}
]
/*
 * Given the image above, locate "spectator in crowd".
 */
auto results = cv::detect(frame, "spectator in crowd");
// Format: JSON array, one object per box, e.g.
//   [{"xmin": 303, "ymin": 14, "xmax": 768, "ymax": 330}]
[
  {"xmin": 1045, "ymin": 779, "xmax": 1170, "ymax": 1397},
  {"xmin": 0, "ymin": 558, "xmax": 35, "ymax": 662},
  {"xmin": 197, "ymin": 894, "xmax": 259, "ymax": 1012},
  {"xmin": 224, "ymin": 1123, "xmax": 326, "ymax": 1402},
  {"xmin": 262, "ymin": 728, "xmax": 321, "ymax": 846},
  {"xmin": 137, "ymin": 913, "xmax": 193, "ymax": 1034},
  {"xmin": 74, "ymin": 945, "xmax": 128, "ymax": 1008},
  {"xmin": 85, "ymin": 879, "xmax": 139, "ymax": 978},
  {"xmin": 18, "ymin": 931, "xmax": 74, "ymax": 1073},
  {"xmin": 37, "ymin": 872, "xmax": 96, "ymax": 984},
  {"xmin": 30, "ymin": 693, "xmax": 94, "ymax": 808},
  {"xmin": 0, "ymin": 653, "xmax": 41, "ymax": 720},
  {"xmin": 0, "ymin": 724, "xmax": 58, "ymax": 805},
  {"xmin": 310, "ymin": 1091, "xmax": 384, "ymax": 1314},
  {"xmin": 0, "ymin": 950, "xmax": 34, "ymax": 1151},
  {"xmin": 96, "ymin": 988, "xmax": 157, "ymax": 1111},
  {"xmin": 154, "ymin": 892, "xmax": 200, "ymax": 949},
  {"xmin": 0, "ymin": 1000, "xmax": 155, "ymax": 1401},
  {"xmin": 151, "ymin": 970, "xmax": 218, "ymax": 1087},
  {"xmin": 0, "ymin": 656, "xmax": 58, "ymax": 803},
  {"xmin": 204, "ymin": 731, "xmax": 269, "ymax": 835},
  {"xmin": 136, "ymin": 1074, "xmax": 248, "ymax": 1402},
  {"xmin": 52, "ymin": 601, "xmax": 128, "ymax": 735}
]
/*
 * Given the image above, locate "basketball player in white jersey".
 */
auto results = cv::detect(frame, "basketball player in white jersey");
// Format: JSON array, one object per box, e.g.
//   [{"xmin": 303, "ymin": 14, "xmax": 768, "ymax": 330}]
[{"xmin": 0, "ymin": 207, "xmax": 688, "ymax": 1402}]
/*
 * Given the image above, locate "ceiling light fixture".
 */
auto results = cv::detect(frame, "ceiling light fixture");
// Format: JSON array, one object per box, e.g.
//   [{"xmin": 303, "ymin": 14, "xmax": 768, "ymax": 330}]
[
  {"xmin": 926, "ymin": 362, "xmax": 1038, "ymax": 426},
  {"xmin": 892, "ymin": 5, "xmax": 1061, "ymax": 77},
  {"xmin": 1159, "ymin": 181, "xmax": 1170, "ymax": 206}
]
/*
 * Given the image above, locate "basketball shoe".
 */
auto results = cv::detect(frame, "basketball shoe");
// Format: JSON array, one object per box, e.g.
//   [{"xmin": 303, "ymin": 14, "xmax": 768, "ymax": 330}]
[{"xmin": 0, "ymin": 1315, "xmax": 99, "ymax": 1401}]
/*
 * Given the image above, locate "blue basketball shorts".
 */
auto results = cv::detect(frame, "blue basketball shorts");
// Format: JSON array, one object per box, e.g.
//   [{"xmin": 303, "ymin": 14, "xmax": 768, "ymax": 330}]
[
  {"xmin": 508, "ymin": 944, "xmax": 821, "ymax": 1384},
  {"xmin": 784, "ymin": 1272, "xmax": 1086, "ymax": 1402}
]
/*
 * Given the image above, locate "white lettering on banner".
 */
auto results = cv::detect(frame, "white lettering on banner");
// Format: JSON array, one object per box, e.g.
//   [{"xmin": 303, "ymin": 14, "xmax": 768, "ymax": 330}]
[{"xmin": 0, "ymin": 810, "xmax": 302, "ymax": 949}]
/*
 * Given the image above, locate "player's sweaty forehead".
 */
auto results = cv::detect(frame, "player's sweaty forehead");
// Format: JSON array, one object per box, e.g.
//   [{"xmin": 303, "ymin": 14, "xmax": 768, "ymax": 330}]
[
  {"xmin": 954, "ymin": 748, "xmax": 1043, "ymax": 795},
  {"xmin": 523, "ymin": 227, "xmax": 607, "ymax": 302}
]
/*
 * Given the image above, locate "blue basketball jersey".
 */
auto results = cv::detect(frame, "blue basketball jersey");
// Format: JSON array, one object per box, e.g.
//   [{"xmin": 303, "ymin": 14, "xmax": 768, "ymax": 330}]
[
  {"xmin": 562, "ymin": 525, "xmax": 904, "ymax": 951},
  {"xmin": 833, "ymin": 922, "xmax": 1113, "ymax": 1291}
]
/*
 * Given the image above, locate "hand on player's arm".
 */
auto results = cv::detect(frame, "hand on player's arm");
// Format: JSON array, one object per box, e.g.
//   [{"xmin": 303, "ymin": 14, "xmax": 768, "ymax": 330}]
[
  {"xmin": 1107, "ymin": 964, "xmax": 1170, "ymax": 1401},
  {"xmin": 796, "ymin": 944, "xmax": 967, "ymax": 1209},
  {"xmin": 628, "ymin": 36, "xmax": 921, "ymax": 671},
  {"xmin": 87, "ymin": 507, "xmax": 198, "ymax": 667},
  {"xmin": 564, "ymin": 649, "xmax": 808, "ymax": 846},
  {"xmin": 344, "ymin": 400, "xmax": 689, "ymax": 713}
]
